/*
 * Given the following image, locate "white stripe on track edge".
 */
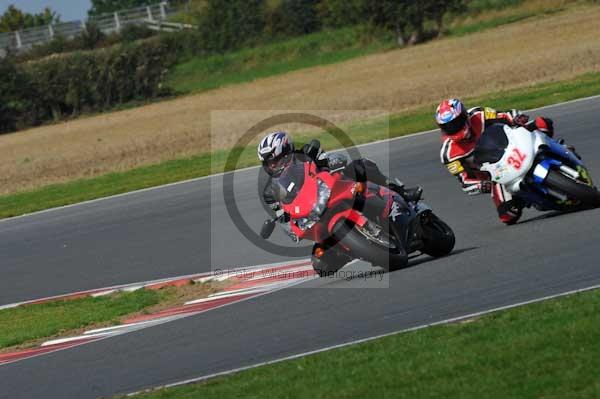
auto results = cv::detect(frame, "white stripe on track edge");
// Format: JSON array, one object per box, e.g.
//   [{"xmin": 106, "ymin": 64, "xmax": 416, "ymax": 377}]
[
  {"xmin": 126, "ymin": 282, "xmax": 600, "ymax": 397},
  {"xmin": 3, "ymin": 94, "xmax": 600, "ymax": 225},
  {"xmin": 0, "ymin": 259, "xmax": 311, "ymax": 309},
  {"xmin": 189, "ymin": 277, "xmax": 315, "ymax": 304},
  {"xmin": 0, "ymin": 274, "xmax": 312, "ymax": 368}
]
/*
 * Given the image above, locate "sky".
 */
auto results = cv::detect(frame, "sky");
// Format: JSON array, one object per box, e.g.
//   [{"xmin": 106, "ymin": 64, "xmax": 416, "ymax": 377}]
[{"xmin": 1, "ymin": 0, "xmax": 92, "ymax": 21}]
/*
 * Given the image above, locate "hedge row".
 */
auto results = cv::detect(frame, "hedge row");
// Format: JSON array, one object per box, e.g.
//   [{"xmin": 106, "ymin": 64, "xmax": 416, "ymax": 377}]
[
  {"xmin": 195, "ymin": 0, "xmax": 465, "ymax": 52},
  {"xmin": 1, "ymin": 38, "xmax": 176, "ymax": 133}
]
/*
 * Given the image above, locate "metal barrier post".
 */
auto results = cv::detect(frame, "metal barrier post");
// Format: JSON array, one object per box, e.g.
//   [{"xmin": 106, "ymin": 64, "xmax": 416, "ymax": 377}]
[
  {"xmin": 15, "ymin": 31, "xmax": 22, "ymax": 49},
  {"xmin": 147, "ymin": 6, "xmax": 154, "ymax": 21},
  {"xmin": 114, "ymin": 11, "xmax": 121, "ymax": 32},
  {"xmin": 159, "ymin": 2, "xmax": 167, "ymax": 20}
]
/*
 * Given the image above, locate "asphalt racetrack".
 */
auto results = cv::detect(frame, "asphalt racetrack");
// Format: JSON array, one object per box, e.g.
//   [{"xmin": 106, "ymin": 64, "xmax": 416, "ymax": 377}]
[{"xmin": 1, "ymin": 97, "xmax": 600, "ymax": 398}]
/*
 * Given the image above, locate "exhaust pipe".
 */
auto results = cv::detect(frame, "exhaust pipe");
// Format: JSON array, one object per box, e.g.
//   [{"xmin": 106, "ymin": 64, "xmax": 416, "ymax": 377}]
[
  {"xmin": 559, "ymin": 165, "xmax": 580, "ymax": 180},
  {"xmin": 547, "ymin": 188, "xmax": 568, "ymax": 202}
]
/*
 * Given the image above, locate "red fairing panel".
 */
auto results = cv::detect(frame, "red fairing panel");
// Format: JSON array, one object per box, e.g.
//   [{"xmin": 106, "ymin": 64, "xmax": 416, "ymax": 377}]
[{"xmin": 327, "ymin": 209, "xmax": 368, "ymax": 233}]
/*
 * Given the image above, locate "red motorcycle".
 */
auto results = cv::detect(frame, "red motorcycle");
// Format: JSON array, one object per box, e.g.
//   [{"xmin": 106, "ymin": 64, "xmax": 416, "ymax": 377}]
[{"xmin": 260, "ymin": 155, "xmax": 455, "ymax": 274}]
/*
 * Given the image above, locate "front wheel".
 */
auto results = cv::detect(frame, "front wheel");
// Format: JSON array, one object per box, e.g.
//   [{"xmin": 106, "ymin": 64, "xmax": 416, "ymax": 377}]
[
  {"xmin": 311, "ymin": 245, "xmax": 353, "ymax": 276},
  {"xmin": 333, "ymin": 222, "xmax": 407, "ymax": 272},
  {"xmin": 545, "ymin": 169, "xmax": 600, "ymax": 208},
  {"xmin": 420, "ymin": 213, "xmax": 455, "ymax": 257}
]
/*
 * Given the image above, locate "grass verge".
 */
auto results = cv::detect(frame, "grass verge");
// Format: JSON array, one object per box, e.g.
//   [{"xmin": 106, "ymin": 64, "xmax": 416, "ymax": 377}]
[
  {"xmin": 448, "ymin": 12, "xmax": 535, "ymax": 36},
  {"xmin": 0, "ymin": 281, "xmax": 224, "ymax": 351},
  {"xmin": 0, "ymin": 290, "xmax": 161, "ymax": 350},
  {"xmin": 1, "ymin": 71, "xmax": 600, "ymax": 219},
  {"xmin": 166, "ymin": 27, "xmax": 396, "ymax": 94},
  {"xmin": 167, "ymin": 1, "xmax": 573, "ymax": 95},
  {"xmin": 123, "ymin": 288, "xmax": 600, "ymax": 399},
  {"xmin": 447, "ymin": 0, "xmax": 575, "ymax": 37}
]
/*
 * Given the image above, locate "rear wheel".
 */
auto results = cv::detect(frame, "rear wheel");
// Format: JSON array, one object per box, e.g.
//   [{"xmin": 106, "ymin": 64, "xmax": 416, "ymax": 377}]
[
  {"xmin": 420, "ymin": 213, "xmax": 455, "ymax": 257},
  {"xmin": 333, "ymin": 222, "xmax": 407, "ymax": 272},
  {"xmin": 545, "ymin": 169, "xmax": 600, "ymax": 208}
]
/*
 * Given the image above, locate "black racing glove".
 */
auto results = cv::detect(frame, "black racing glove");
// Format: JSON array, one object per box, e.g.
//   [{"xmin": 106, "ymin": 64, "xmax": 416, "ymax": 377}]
[
  {"xmin": 462, "ymin": 180, "xmax": 492, "ymax": 196},
  {"xmin": 507, "ymin": 109, "xmax": 529, "ymax": 126}
]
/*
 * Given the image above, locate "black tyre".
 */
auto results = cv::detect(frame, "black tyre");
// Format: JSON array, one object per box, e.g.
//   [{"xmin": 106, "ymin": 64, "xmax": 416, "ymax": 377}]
[
  {"xmin": 333, "ymin": 222, "xmax": 407, "ymax": 272},
  {"xmin": 545, "ymin": 169, "xmax": 600, "ymax": 208},
  {"xmin": 421, "ymin": 213, "xmax": 455, "ymax": 257}
]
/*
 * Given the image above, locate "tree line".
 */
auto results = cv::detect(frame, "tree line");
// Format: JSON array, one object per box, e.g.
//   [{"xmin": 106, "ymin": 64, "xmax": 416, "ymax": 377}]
[
  {"xmin": 197, "ymin": 0, "xmax": 465, "ymax": 52},
  {"xmin": 0, "ymin": 5, "xmax": 59, "ymax": 32}
]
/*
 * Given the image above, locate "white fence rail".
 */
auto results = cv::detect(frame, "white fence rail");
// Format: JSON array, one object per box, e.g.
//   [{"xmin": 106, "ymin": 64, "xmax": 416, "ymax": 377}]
[{"xmin": 0, "ymin": 1, "xmax": 185, "ymax": 55}]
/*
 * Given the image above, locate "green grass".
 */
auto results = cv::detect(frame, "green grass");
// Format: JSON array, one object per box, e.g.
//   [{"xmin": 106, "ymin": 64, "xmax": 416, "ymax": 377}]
[
  {"xmin": 467, "ymin": 0, "xmax": 524, "ymax": 12},
  {"xmin": 166, "ymin": 1, "xmax": 575, "ymax": 96},
  {"xmin": 166, "ymin": 27, "xmax": 396, "ymax": 94},
  {"xmin": 448, "ymin": 3, "xmax": 571, "ymax": 37},
  {"xmin": 0, "ymin": 289, "xmax": 163, "ymax": 349},
  {"xmin": 448, "ymin": 12, "xmax": 535, "ymax": 36},
  {"xmin": 124, "ymin": 289, "xmax": 600, "ymax": 399},
  {"xmin": 2, "ymin": 70, "xmax": 600, "ymax": 220}
]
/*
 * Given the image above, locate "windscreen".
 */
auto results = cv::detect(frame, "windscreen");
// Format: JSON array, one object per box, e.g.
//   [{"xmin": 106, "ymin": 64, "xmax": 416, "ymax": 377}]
[
  {"xmin": 474, "ymin": 124, "xmax": 509, "ymax": 164},
  {"xmin": 273, "ymin": 156, "xmax": 306, "ymax": 204}
]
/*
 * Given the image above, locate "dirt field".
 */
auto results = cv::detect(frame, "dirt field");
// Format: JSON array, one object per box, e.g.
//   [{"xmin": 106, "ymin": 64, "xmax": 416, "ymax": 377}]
[{"xmin": 2, "ymin": 4, "xmax": 600, "ymax": 195}]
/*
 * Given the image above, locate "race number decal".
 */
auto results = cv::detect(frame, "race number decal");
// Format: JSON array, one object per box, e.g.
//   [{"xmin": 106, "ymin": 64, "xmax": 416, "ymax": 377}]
[{"xmin": 507, "ymin": 148, "xmax": 527, "ymax": 170}]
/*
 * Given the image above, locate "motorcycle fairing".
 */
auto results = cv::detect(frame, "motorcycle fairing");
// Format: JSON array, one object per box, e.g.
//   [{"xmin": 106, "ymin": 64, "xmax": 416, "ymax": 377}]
[
  {"xmin": 480, "ymin": 125, "xmax": 537, "ymax": 191},
  {"xmin": 544, "ymin": 136, "xmax": 583, "ymax": 168}
]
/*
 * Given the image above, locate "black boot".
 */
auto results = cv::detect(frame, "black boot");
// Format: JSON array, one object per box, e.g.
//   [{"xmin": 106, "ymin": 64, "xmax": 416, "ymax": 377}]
[
  {"xmin": 387, "ymin": 179, "xmax": 423, "ymax": 202},
  {"xmin": 403, "ymin": 187, "xmax": 424, "ymax": 202}
]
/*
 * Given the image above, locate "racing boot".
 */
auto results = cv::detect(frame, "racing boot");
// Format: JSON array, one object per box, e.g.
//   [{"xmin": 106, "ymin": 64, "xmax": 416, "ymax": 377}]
[
  {"xmin": 497, "ymin": 199, "xmax": 524, "ymax": 225},
  {"xmin": 387, "ymin": 178, "xmax": 423, "ymax": 203}
]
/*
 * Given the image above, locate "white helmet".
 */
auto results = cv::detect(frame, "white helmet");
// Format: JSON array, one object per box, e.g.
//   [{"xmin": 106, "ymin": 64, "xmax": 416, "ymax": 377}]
[{"xmin": 258, "ymin": 131, "xmax": 295, "ymax": 175}]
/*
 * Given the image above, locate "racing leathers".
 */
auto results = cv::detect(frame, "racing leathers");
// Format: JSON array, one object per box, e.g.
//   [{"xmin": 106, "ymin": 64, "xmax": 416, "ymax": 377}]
[
  {"xmin": 440, "ymin": 106, "xmax": 554, "ymax": 224},
  {"xmin": 262, "ymin": 144, "xmax": 422, "ymax": 216}
]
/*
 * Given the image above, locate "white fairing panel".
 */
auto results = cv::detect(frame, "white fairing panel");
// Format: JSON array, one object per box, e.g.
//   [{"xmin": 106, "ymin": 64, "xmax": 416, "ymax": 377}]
[{"xmin": 480, "ymin": 126, "xmax": 540, "ymax": 193}]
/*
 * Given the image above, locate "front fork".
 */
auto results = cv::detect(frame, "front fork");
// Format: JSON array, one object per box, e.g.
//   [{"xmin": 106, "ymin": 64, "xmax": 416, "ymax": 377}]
[{"xmin": 386, "ymin": 197, "xmax": 428, "ymax": 253}]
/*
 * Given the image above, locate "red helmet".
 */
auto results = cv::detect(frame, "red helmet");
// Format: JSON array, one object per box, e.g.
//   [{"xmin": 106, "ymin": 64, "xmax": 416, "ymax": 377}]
[{"xmin": 435, "ymin": 99, "xmax": 471, "ymax": 141}]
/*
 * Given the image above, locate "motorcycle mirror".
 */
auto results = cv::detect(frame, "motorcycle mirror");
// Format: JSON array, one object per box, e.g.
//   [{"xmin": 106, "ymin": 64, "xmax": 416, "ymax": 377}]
[
  {"xmin": 260, "ymin": 219, "xmax": 276, "ymax": 239},
  {"xmin": 304, "ymin": 139, "xmax": 321, "ymax": 160}
]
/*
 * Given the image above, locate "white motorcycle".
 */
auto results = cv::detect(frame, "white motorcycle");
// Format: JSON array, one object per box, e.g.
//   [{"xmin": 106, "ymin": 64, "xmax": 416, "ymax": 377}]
[{"xmin": 474, "ymin": 124, "xmax": 600, "ymax": 211}]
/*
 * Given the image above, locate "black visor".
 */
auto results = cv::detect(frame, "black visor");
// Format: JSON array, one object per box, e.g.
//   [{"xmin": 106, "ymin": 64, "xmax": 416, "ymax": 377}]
[
  {"xmin": 440, "ymin": 111, "xmax": 468, "ymax": 135},
  {"xmin": 265, "ymin": 153, "xmax": 293, "ymax": 176}
]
